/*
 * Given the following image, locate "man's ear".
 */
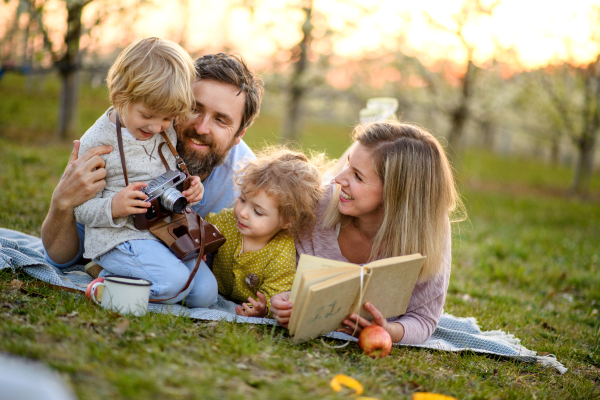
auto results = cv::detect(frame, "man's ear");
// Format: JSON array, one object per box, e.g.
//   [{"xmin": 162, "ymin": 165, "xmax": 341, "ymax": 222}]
[{"xmin": 234, "ymin": 128, "xmax": 247, "ymax": 146}]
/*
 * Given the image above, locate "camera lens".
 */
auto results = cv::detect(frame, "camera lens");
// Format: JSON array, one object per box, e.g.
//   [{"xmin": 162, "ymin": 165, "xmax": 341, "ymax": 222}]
[{"xmin": 160, "ymin": 188, "xmax": 187, "ymax": 214}]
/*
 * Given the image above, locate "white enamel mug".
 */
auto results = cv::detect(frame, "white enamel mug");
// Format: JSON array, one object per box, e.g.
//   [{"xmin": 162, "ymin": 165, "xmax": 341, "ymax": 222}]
[{"xmin": 90, "ymin": 275, "xmax": 151, "ymax": 316}]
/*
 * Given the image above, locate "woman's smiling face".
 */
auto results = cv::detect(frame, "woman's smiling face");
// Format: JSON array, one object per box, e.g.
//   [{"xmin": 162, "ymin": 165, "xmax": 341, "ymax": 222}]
[{"xmin": 334, "ymin": 143, "xmax": 384, "ymax": 222}]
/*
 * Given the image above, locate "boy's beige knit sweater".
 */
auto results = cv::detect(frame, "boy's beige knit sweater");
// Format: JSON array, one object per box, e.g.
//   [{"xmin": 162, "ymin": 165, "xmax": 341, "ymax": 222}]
[{"xmin": 74, "ymin": 108, "xmax": 180, "ymax": 260}]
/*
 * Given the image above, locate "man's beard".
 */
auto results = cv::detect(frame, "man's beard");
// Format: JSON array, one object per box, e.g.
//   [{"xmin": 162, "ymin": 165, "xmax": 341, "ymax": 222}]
[{"xmin": 176, "ymin": 126, "xmax": 237, "ymax": 178}]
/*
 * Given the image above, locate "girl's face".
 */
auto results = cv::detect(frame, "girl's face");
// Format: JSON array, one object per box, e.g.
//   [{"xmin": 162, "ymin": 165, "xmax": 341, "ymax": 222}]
[
  {"xmin": 120, "ymin": 102, "xmax": 174, "ymax": 141},
  {"xmin": 234, "ymin": 188, "xmax": 289, "ymax": 244},
  {"xmin": 334, "ymin": 143, "xmax": 384, "ymax": 222}
]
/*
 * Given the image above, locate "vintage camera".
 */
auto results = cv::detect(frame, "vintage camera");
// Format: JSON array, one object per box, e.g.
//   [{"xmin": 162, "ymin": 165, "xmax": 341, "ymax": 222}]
[{"xmin": 133, "ymin": 170, "xmax": 190, "ymax": 230}]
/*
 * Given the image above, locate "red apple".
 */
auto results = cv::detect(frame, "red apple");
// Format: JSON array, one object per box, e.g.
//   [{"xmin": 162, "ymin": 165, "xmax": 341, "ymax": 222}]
[
  {"xmin": 358, "ymin": 325, "xmax": 392, "ymax": 358},
  {"xmin": 85, "ymin": 277, "xmax": 104, "ymax": 302}
]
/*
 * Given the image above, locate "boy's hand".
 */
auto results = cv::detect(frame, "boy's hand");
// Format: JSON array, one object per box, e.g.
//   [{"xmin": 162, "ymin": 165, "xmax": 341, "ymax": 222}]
[
  {"xmin": 183, "ymin": 175, "xmax": 204, "ymax": 203},
  {"xmin": 111, "ymin": 182, "xmax": 150, "ymax": 219},
  {"xmin": 235, "ymin": 291, "xmax": 268, "ymax": 318}
]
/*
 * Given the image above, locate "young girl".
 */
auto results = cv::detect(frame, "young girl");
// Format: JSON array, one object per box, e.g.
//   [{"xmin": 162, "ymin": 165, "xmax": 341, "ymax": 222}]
[
  {"xmin": 205, "ymin": 148, "xmax": 327, "ymax": 317},
  {"xmin": 74, "ymin": 37, "xmax": 218, "ymax": 308}
]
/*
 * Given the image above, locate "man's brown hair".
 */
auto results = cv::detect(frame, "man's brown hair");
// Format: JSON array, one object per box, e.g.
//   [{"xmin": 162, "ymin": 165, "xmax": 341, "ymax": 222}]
[{"xmin": 194, "ymin": 53, "xmax": 263, "ymax": 135}]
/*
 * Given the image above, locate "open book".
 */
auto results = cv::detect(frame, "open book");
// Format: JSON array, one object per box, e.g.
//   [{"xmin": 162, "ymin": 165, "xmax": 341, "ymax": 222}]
[{"xmin": 288, "ymin": 253, "xmax": 425, "ymax": 344}]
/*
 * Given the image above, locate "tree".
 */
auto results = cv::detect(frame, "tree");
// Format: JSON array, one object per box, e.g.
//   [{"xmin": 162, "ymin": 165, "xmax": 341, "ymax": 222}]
[
  {"xmin": 513, "ymin": 68, "xmax": 569, "ymax": 165},
  {"xmin": 25, "ymin": 0, "xmax": 93, "ymax": 139},
  {"xmin": 539, "ymin": 58, "xmax": 600, "ymax": 195},
  {"xmin": 423, "ymin": 0, "xmax": 500, "ymax": 166},
  {"xmin": 19, "ymin": 0, "xmax": 142, "ymax": 139},
  {"xmin": 280, "ymin": 0, "xmax": 313, "ymax": 143}
]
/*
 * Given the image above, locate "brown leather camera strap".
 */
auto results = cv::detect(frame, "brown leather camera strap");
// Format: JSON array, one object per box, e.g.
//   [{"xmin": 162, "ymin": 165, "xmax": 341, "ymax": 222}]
[
  {"xmin": 149, "ymin": 208, "xmax": 206, "ymax": 303},
  {"xmin": 115, "ymin": 114, "xmax": 189, "ymax": 181},
  {"xmin": 157, "ymin": 143, "xmax": 171, "ymax": 171},
  {"xmin": 115, "ymin": 113, "xmax": 130, "ymax": 186},
  {"xmin": 159, "ymin": 131, "xmax": 189, "ymax": 176}
]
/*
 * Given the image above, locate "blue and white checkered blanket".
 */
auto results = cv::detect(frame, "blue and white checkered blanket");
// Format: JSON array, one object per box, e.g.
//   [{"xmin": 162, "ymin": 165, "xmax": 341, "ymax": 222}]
[{"xmin": 0, "ymin": 228, "xmax": 566, "ymax": 374}]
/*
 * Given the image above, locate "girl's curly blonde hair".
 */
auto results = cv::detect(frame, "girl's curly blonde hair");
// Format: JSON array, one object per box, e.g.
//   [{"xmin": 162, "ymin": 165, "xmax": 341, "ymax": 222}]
[{"xmin": 235, "ymin": 147, "xmax": 331, "ymax": 238}]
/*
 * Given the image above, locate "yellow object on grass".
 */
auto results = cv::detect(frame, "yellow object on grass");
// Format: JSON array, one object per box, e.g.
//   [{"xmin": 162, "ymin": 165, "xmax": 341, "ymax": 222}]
[
  {"xmin": 329, "ymin": 374, "xmax": 364, "ymax": 395},
  {"xmin": 413, "ymin": 393, "xmax": 459, "ymax": 400}
]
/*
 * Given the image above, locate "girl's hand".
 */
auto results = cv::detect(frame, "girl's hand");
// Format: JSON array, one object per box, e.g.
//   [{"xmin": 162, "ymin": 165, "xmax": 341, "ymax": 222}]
[
  {"xmin": 269, "ymin": 291, "xmax": 293, "ymax": 328},
  {"xmin": 111, "ymin": 182, "xmax": 150, "ymax": 219},
  {"xmin": 235, "ymin": 291, "xmax": 268, "ymax": 317},
  {"xmin": 337, "ymin": 302, "xmax": 405, "ymax": 343},
  {"xmin": 183, "ymin": 175, "xmax": 204, "ymax": 203}
]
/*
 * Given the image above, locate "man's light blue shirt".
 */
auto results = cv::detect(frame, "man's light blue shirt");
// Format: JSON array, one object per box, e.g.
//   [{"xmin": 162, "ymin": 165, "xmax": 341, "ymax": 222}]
[
  {"xmin": 191, "ymin": 139, "xmax": 255, "ymax": 218},
  {"xmin": 45, "ymin": 140, "xmax": 256, "ymax": 268}
]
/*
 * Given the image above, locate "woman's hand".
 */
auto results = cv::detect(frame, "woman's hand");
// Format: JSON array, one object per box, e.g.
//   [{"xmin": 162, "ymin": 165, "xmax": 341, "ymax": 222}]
[
  {"xmin": 183, "ymin": 175, "xmax": 204, "ymax": 203},
  {"xmin": 269, "ymin": 291, "xmax": 293, "ymax": 328},
  {"xmin": 235, "ymin": 291, "xmax": 268, "ymax": 318},
  {"xmin": 337, "ymin": 302, "xmax": 405, "ymax": 343},
  {"xmin": 111, "ymin": 182, "xmax": 150, "ymax": 219}
]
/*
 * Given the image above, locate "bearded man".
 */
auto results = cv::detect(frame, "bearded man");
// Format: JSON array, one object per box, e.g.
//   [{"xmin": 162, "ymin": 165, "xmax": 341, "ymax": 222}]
[{"xmin": 41, "ymin": 53, "xmax": 263, "ymax": 270}]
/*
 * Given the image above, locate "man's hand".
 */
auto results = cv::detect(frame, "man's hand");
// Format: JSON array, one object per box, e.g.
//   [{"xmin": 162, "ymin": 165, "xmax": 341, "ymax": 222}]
[
  {"xmin": 337, "ymin": 302, "xmax": 405, "ymax": 343},
  {"xmin": 269, "ymin": 291, "xmax": 293, "ymax": 328},
  {"xmin": 42, "ymin": 141, "xmax": 112, "ymax": 265},
  {"xmin": 182, "ymin": 175, "xmax": 204, "ymax": 203},
  {"xmin": 111, "ymin": 182, "xmax": 150, "ymax": 219},
  {"xmin": 52, "ymin": 141, "xmax": 113, "ymax": 211},
  {"xmin": 235, "ymin": 291, "xmax": 268, "ymax": 318}
]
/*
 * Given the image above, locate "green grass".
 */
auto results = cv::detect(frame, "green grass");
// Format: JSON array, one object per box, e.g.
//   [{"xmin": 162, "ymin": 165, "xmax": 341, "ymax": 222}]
[
  {"xmin": 460, "ymin": 149, "xmax": 600, "ymax": 196},
  {"xmin": 1, "ymin": 73, "xmax": 600, "ymax": 399}
]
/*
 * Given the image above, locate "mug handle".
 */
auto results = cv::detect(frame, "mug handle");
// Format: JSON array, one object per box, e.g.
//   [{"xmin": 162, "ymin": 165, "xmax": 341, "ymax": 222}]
[{"xmin": 90, "ymin": 281, "xmax": 105, "ymax": 305}]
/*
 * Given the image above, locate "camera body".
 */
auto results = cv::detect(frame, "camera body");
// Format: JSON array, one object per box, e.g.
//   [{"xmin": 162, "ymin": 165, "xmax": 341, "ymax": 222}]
[{"xmin": 133, "ymin": 170, "xmax": 190, "ymax": 230}]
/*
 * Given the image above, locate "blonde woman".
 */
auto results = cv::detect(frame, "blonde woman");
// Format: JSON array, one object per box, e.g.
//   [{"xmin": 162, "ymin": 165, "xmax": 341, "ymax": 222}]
[{"xmin": 270, "ymin": 121, "xmax": 464, "ymax": 344}]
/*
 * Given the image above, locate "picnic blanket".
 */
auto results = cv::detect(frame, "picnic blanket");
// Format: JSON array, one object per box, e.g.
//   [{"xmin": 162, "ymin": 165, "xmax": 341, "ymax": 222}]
[{"xmin": 0, "ymin": 228, "xmax": 567, "ymax": 374}]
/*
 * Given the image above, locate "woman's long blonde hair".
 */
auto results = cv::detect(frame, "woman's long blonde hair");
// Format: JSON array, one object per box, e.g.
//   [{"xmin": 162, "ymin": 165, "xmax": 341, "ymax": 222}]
[{"xmin": 323, "ymin": 121, "xmax": 465, "ymax": 282}]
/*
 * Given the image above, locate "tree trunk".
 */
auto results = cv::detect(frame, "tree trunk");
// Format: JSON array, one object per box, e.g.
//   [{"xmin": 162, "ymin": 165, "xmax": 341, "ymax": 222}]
[
  {"xmin": 280, "ymin": 0, "xmax": 313, "ymax": 144},
  {"xmin": 480, "ymin": 120, "xmax": 494, "ymax": 150},
  {"xmin": 572, "ymin": 58, "xmax": 600, "ymax": 195},
  {"xmin": 550, "ymin": 137, "xmax": 560, "ymax": 166},
  {"xmin": 57, "ymin": 69, "xmax": 79, "ymax": 139},
  {"xmin": 446, "ymin": 60, "xmax": 477, "ymax": 169},
  {"xmin": 572, "ymin": 135, "xmax": 596, "ymax": 195},
  {"xmin": 56, "ymin": 0, "xmax": 84, "ymax": 139}
]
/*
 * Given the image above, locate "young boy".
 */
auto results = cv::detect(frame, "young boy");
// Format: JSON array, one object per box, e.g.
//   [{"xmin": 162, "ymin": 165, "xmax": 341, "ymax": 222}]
[{"xmin": 74, "ymin": 37, "xmax": 218, "ymax": 308}]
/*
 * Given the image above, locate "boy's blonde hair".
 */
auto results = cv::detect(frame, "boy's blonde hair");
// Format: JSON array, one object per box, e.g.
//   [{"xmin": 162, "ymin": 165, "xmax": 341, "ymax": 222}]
[
  {"xmin": 324, "ymin": 121, "xmax": 466, "ymax": 283},
  {"xmin": 107, "ymin": 37, "xmax": 195, "ymax": 121},
  {"xmin": 235, "ymin": 148, "xmax": 330, "ymax": 238}
]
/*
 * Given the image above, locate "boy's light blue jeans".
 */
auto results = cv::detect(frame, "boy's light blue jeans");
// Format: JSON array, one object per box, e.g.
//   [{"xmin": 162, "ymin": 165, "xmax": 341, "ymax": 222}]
[{"xmin": 95, "ymin": 239, "xmax": 218, "ymax": 308}]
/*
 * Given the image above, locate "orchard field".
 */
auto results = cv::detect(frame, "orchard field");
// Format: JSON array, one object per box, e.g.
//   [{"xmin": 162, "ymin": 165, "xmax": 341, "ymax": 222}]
[{"xmin": 1, "ymin": 73, "xmax": 599, "ymax": 399}]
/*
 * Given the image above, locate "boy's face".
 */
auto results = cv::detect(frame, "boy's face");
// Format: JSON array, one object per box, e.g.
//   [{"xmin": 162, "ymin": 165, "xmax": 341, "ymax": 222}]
[
  {"xmin": 234, "ymin": 189, "xmax": 289, "ymax": 246},
  {"xmin": 120, "ymin": 103, "xmax": 174, "ymax": 141}
]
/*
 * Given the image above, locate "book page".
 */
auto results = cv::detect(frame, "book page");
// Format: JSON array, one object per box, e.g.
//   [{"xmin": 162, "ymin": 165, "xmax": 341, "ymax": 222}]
[
  {"xmin": 291, "ymin": 253, "xmax": 425, "ymax": 343},
  {"xmin": 289, "ymin": 266, "xmax": 357, "ymax": 335},
  {"xmin": 292, "ymin": 269, "xmax": 370, "ymax": 344},
  {"xmin": 289, "ymin": 254, "xmax": 355, "ymax": 304},
  {"xmin": 355, "ymin": 254, "xmax": 425, "ymax": 320}
]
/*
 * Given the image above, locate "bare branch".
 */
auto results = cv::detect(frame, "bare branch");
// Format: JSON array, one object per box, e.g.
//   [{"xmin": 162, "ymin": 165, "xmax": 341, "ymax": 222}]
[
  {"xmin": 26, "ymin": 0, "xmax": 59, "ymax": 62},
  {"xmin": 538, "ymin": 71, "xmax": 578, "ymax": 141}
]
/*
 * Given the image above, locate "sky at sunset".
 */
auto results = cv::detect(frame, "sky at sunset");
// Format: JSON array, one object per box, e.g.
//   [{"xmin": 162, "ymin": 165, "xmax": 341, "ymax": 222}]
[{"xmin": 3, "ymin": 0, "xmax": 600, "ymax": 70}]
